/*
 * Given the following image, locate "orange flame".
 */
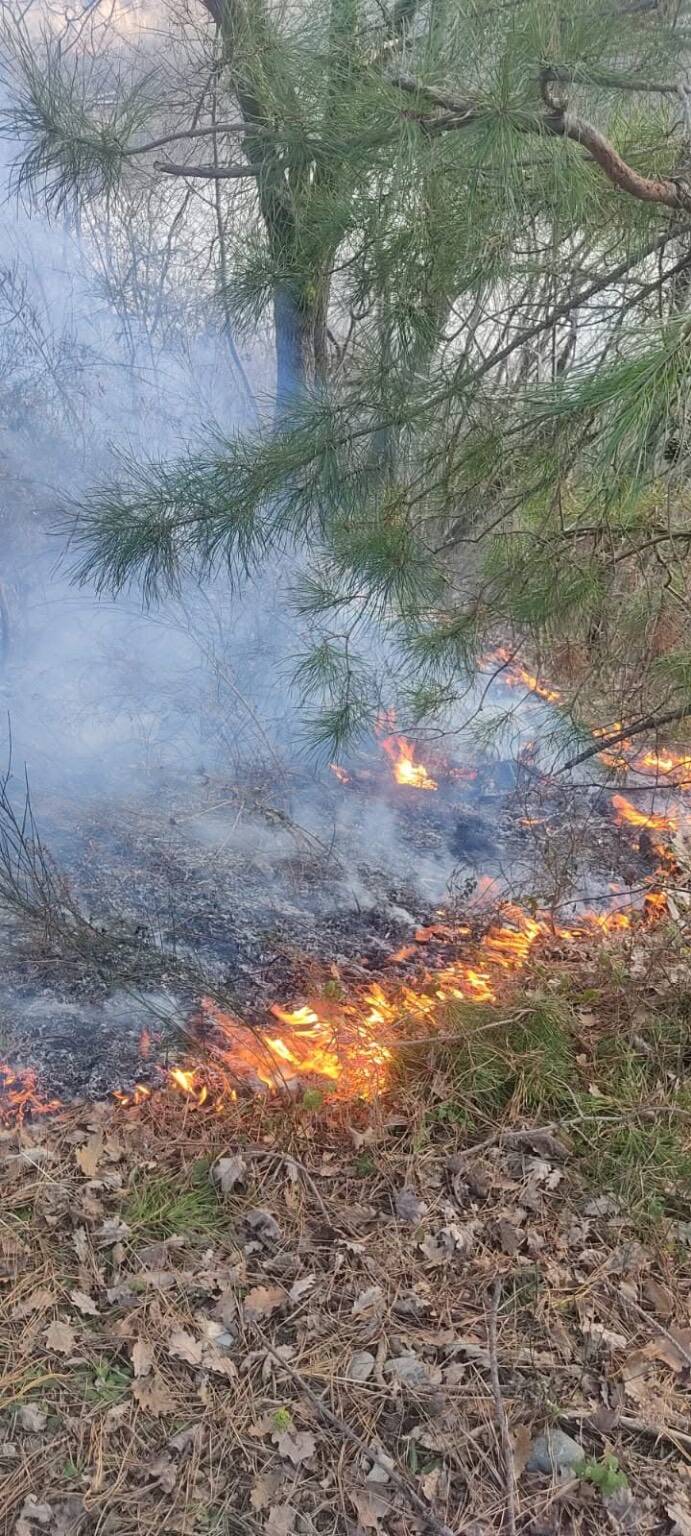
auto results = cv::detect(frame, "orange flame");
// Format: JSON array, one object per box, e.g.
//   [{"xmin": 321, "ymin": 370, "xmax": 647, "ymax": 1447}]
[
  {"xmin": 2, "ymin": 646, "xmax": 684, "ymax": 1122},
  {"xmin": 611, "ymin": 793, "xmax": 675, "ymax": 834},
  {"xmin": 634, "ymin": 748, "xmax": 691, "ymax": 785},
  {"xmin": 0, "ymin": 1063, "xmax": 60, "ymax": 1118},
  {"xmin": 644, "ymin": 889, "xmax": 668, "ymax": 918},
  {"xmin": 380, "ymin": 733, "xmax": 438, "ymax": 790},
  {"xmin": 112, "ymin": 1082, "xmax": 152, "ymax": 1107},
  {"xmin": 0, "ymin": 878, "xmax": 672, "ymax": 1122},
  {"xmin": 492, "ymin": 647, "xmax": 562, "ymax": 705}
]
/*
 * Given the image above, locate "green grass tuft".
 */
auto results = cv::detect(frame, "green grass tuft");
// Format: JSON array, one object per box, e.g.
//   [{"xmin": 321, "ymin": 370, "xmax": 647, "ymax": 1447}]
[
  {"xmin": 401, "ymin": 982, "xmax": 691, "ymax": 1234},
  {"xmin": 123, "ymin": 1159, "xmax": 222, "ymax": 1240}
]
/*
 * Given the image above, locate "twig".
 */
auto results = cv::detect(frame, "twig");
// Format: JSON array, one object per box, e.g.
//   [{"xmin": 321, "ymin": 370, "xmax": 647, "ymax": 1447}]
[
  {"xmin": 251, "ymin": 1332, "xmax": 455, "ymax": 1536},
  {"xmin": 153, "ymin": 159, "xmax": 264, "ymax": 179},
  {"xmin": 487, "ymin": 1277, "xmax": 518, "ymax": 1536},
  {"xmin": 451, "ymin": 1121, "xmax": 564, "ymax": 1163},
  {"xmin": 387, "ymin": 1013, "xmax": 543, "ymax": 1053},
  {"xmin": 560, "ymin": 1408, "xmax": 691, "ymax": 1457}
]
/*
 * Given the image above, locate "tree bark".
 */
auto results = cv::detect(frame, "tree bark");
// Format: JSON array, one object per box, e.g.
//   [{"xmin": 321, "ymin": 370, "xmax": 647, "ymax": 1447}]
[
  {"xmin": 273, "ymin": 269, "xmax": 331, "ymax": 405},
  {"xmin": 274, "ymin": 286, "xmax": 314, "ymax": 406}
]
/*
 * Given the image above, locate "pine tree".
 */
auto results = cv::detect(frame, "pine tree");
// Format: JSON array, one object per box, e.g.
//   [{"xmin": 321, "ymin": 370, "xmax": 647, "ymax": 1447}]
[{"xmin": 5, "ymin": 0, "xmax": 691, "ymax": 754}]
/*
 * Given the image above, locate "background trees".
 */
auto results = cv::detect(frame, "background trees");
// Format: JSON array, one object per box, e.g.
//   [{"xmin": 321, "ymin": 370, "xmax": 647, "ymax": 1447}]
[{"xmin": 5, "ymin": 0, "xmax": 691, "ymax": 756}]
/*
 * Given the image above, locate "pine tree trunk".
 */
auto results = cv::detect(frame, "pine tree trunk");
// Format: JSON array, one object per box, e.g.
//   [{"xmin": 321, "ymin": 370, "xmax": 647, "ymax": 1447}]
[{"xmin": 273, "ymin": 279, "xmax": 329, "ymax": 409}]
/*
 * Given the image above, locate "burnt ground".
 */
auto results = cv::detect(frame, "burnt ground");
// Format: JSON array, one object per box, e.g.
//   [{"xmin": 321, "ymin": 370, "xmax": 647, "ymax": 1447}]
[{"xmin": 0, "ymin": 750, "xmax": 668, "ymax": 1104}]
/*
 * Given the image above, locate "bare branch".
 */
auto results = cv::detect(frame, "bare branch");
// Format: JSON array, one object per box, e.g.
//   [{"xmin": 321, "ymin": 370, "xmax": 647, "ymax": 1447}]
[
  {"xmin": 468, "ymin": 224, "xmax": 691, "ymax": 388},
  {"xmin": 122, "ymin": 121, "xmax": 251, "ymax": 157},
  {"xmin": 542, "ymin": 64, "xmax": 679, "ymax": 95},
  {"xmin": 251, "ymin": 1331, "xmax": 456, "ymax": 1536},
  {"xmin": 546, "ymin": 107, "xmax": 691, "ymax": 212},
  {"xmin": 488, "ymin": 1277, "xmax": 518, "ymax": 1536},
  {"xmin": 153, "ymin": 158, "xmax": 262, "ymax": 179}
]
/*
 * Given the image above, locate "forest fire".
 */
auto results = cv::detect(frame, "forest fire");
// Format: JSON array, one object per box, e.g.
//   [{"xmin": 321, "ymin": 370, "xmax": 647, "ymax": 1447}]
[
  {"xmin": 633, "ymin": 748, "xmax": 691, "ymax": 784},
  {"xmin": 0, "ymin": 644, "xmax": 686, "ymax": 1122},
  {"xmin": 0, "ymin": 872, "xmax": 673, "ymax": 1118},
  {"xmin": 380, "ymin": 732, "xmax": 438, "ymax": 790},
  {"xmin": 330, "ymin": 714, "xmax": 442, "ymax": 791},
  {"xmin": 157, "ymin": 896, "xmax": 666, "ymax": 1104},
  {"xmin": 492, "ymin": 646, "xmax": 563, "ymax": 704},
  {"xmin": 611, "ymin": 793, "xmax": 675, "ymax": 834},
  {"xmin": 0, "ymin": 1063, "xmax": 60, "ymax": 1118}
]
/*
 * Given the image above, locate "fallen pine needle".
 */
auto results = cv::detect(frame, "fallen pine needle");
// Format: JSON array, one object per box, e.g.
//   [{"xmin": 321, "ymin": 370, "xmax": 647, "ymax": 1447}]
[{"xmin": 488, "ymin": 1275, "xmax": 518, "ymax": 1536}]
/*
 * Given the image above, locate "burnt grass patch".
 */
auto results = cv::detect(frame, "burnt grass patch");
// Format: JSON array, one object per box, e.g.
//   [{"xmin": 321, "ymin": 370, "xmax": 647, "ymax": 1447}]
[{"xmin": 0, "ymin": 755, "xmax": 673, "ymax": 1106}]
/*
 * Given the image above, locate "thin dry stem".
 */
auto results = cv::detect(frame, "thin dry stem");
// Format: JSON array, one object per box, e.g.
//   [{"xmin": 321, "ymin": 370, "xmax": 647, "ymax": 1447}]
[{"xmin": 487, "ymin": 1277, "xmax": 518, "ymax": 1536}]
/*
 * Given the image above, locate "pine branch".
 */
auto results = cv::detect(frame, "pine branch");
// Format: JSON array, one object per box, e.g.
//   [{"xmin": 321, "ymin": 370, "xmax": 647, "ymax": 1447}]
[
  {"xmin": 154, "ymin": 158, "xmax": 262, "ymax": 178},
  {"xmin": 544, "ymin": 106, "xmax": 691, "ymax": 213},
  {"xmin": 122, "ymin": 121, "xmax": 250, "ymax": 156},
  {"xmin": 392, "ymin": 72, "xmax": 691, "ymax": 214},
  {"xmin": 541, "ymin": 64, "xmax": 679, "ymax": 96},
  {"xmin": 561, "ymin": 707, "xmax": 691, "ymax": 770}
]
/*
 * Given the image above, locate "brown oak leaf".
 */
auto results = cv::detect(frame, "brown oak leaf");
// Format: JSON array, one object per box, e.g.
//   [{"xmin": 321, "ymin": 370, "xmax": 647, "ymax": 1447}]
[
  {"xmin": 45, "ymin": 1320, "xmax": 77, "ymax": 1356},
  {"xmin": 168, "ymin": 1329, "xmax": 203, "ymax": 1366},
  {"xmin": 273, "ymin": 1428, "xmax": 316, "ymax": 1466},
  {"xmin": 131, "ymin": 1339, "xmax": 154, "ymax": 1378},
  {"xmin": 266, "ymin": 1507, "xmax": 298, "ymax": 1536},
  {"xmin": 12, "ymin": 1287, "xmax": 56, "ymax": 1320},
  {"xmin": 69, "ymin": 1289, "xmax": 99, "ymax": 1317},
  {"xmin": 75, "ymin": 1136, "xmax": 103, "ymax": 1178},
  {"xmin": 244, "ymin": 1285, "xmax": 286, "ymax": 1322},
  {"xmin": 132, "ymin": 1374, "xmax": 176, "ymax": 1416}
]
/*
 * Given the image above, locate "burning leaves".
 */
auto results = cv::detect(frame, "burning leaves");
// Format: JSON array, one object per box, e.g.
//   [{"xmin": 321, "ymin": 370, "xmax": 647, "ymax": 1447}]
[
  {"xmin": 1, "ymin": 885, "xmax": 674, "ymax": 1121},
  {"xmin": 379, "ymin": 731, "xmax": 438, "ymax": 791},
  {"xmin": 491, "ymin": 645, "xmax": 563, "ymax": 704},
  {"xmin": 0, "ymin": 1064, "xmax": 59, "ymax": 1120},
  {"xmin": 330, "ymin": 708, "xmax": 443, "ymax": 793},
  {"xmin": 167, "ymin": 897, "xmax": 673, "ymax": 1105},
  {"xmin": 1, "ymin": 645, "xmax": 689, "ymax": 1124},
  {"xmin": 611, "ymin": 794, "xmax": 675, "ymax": 835}
]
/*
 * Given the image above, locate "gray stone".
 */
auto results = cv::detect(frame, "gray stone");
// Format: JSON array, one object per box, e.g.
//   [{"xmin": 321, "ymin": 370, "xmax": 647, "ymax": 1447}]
[
  {"xmin": 245, "ymin": 1208, "xmax": 281, "ymax": 1244},
  {"xmin": 385, "ymin": 1354, "xmax": 434, "ymax": 1388},
  {"xmin": 526, "ymin": 1428, "xmax": 584, "ymax": 1476},
  {"xmin": 395, "ymin": 1187, "xmax": 426, "ymax": 1224},
  {"xmin": 348, "ymin": 1350, "xmax": 376, "ymax": 1382}
]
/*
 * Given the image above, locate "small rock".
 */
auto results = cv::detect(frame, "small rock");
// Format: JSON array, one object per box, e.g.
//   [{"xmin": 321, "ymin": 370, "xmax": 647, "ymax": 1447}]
[
  {"xmin": 245, "ymin": 1208, "xmax": 281, "ymax": 1245},
  {"xmin": 18, "ymin": 1405, "xmax": 47, "ymax": 1433},
  {"xmin": 392, "ymin": 1293, "xmax": 425, "ymax": 1321},
  {"xmin": 366, "ymin": 1447, "xmax": 395, "ymax": 1485},
  {"xmin": 526, "ymin": 1428, "xmax": 584, "ymax": 1476},
  {"xmin": 385, "ymin": 1354, "xmax": 437, "ymax": 1389},
  {"xmin": 348, "ymin": 1350, "xmax": 376, "ymax": 1382},
  {"xmin": 212, "ymin": 1156, "xmax": 247, "ymax": 1194},
  {"xmin": 395, "ymin": 1188, "xmax": 426, "ymax": 1224}
]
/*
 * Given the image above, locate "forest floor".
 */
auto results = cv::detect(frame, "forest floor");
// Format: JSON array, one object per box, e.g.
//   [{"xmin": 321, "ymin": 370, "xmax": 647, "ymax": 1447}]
[{"xmin": 2, "ymin": 919, "xmax": 691, "ymax": 1536}]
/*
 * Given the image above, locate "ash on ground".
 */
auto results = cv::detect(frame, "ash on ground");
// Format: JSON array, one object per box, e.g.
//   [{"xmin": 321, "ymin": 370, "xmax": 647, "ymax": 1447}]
[{"xmin": 0, "ymin": 741, "xmax": 664, "ymax": 1102}]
